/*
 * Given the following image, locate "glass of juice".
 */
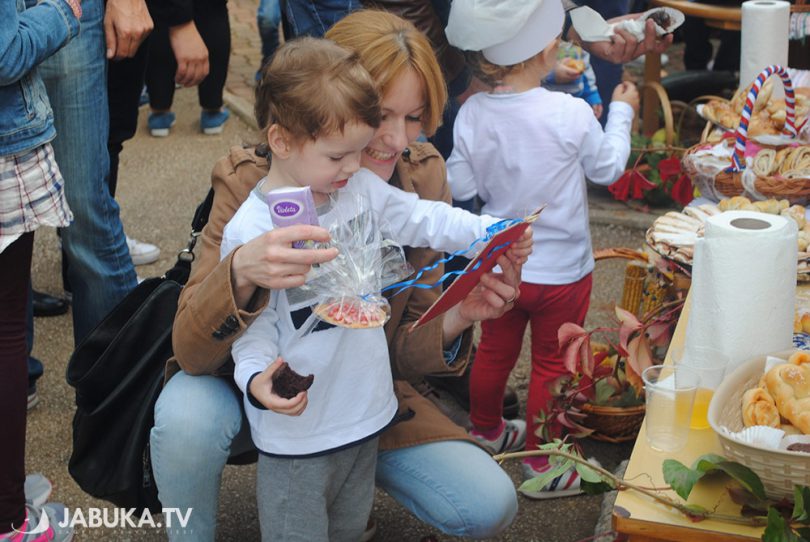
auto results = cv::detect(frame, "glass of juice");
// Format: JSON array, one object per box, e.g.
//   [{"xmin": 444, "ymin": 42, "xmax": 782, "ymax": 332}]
[
  {"xmin": 642, "ymin": 364, "xmax": 700, "ymax": 453},
  {"xmin": 673, "ymin": 346, "xmax": 730, "ymax": 430}
]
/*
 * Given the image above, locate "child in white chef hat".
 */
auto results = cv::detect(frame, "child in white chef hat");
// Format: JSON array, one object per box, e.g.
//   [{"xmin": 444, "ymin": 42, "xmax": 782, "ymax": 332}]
[{"xmin": 445, "ymin": 0, "xmax": 639, "ymax": 499}]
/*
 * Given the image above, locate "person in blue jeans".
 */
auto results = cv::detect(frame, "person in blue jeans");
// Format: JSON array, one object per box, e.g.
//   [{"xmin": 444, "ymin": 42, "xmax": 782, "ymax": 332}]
[
  {"xmin": 38, "ymin": 0, "xmax": 149, "ymax": 344},
  {"xmin": 257, "ymin": 0, "xmax": 281, "ymax": 71},
  {"xmin": 0, "ymin": 0, "xmax": 81, "ymax": 538},
  {"xmin": 280, "ymin": 0, "xmax": 357, "ymax": 37}
]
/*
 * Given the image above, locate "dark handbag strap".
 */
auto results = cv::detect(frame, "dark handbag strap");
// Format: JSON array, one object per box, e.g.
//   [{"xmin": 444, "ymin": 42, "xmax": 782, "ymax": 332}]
[{"xmin": 164, "ymin": 188, "xmax": 215, "ymax": 284}]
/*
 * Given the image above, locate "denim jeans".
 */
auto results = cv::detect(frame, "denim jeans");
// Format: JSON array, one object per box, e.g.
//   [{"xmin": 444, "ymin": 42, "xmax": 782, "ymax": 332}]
[
  {"xmin": 257, "ymin": 0, "xmax": 280, "ymax": 63},
  {"xmin": 38, "ymin": 0, "xmax": 137, "ymax": 344},
  {"xmin": 151, "ymin": 371, "xmax": 517, "ymax": 541},
  {"xmin": 281, "ymin": 0, "xmax": 358, "ymax": 38}
]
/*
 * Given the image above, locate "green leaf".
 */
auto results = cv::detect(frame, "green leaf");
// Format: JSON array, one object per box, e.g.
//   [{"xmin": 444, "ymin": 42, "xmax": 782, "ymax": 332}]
[
  {"xmin": 593, "ymin": 378, "xmax": 617, "ymax": 405},
  {"xmin": 575, "ymin": 462, "xmax": 603, "ymax": 483},
  {"xmin": 518, "ymin": 461, "xmax": 572, "ymax": 495},
  {"xmin": 763, "ymin": 507, "xmax": 802, "ymax": 542},
  {"xmin": 691, "ymin": 454, "xmax": 767, "ymax": 501},
  {"xmin": 581, "ymin": 480, "xmax": 614, "ymax": 495},
  {"xmin": 662, "ymin": 459, "xmax": 704, "ymax": 501},
  {"xmin": 794, "ymin": 486, "xmax": 810, "ymax": 524},
  {"xmin": 683, "ymin": 503, "xmax": 709, "ymax": 521}
]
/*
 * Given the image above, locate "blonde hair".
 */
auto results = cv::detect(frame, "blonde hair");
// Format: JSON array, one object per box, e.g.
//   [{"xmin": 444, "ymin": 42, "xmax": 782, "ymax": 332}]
[
  {"xmin": 325, "ymin": 10, "xmax": 447, "ymax": 137},
  {"xmin": 466, "ymin": 50, "xmax": 531, "ymax": 87},
  {"xmin": 254, "ymin": 37, "xmax": 381, "ymax": 143}
]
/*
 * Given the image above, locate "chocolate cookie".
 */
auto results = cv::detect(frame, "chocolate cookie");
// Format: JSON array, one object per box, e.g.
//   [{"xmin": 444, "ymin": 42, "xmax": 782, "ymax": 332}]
[
  {"xmin": 649, "ymin": 10, "xmax": 671, "ymax": 30},
  {"xmin": 272, "ymin": 362, "xmax": 314, "ymax": 399}
]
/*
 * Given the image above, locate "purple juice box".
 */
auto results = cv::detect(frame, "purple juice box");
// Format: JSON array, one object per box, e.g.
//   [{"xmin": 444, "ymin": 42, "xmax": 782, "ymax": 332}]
[{"xmin": 265, "ymin": 186, "xmax": 319, "ymax": 248}]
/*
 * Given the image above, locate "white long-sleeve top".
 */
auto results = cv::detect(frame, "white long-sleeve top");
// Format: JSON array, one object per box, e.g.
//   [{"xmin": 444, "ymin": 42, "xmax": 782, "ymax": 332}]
[
  {"xmin": 447, "ymin": 88, "xmax": 633, "ymax": 285},
  {"xmin": 222, "ymin": 167, "xmax": 498, "ymax": 456}
]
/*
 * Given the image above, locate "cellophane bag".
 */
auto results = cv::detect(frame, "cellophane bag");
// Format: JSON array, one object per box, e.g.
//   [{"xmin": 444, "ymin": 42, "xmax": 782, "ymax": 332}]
[{"xmin": 293, "ymin": 191, "xmax": 413, "ymax": 330}]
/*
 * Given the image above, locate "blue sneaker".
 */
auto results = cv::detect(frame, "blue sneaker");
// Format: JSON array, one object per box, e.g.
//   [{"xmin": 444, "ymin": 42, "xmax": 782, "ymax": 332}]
[
  {"xmin": 200, "ymin": 108, "xmax": 229, "ymax": 135},
  {"xmin": 147, "ymin": 111, "xmax": 175, "ymax": 137}
]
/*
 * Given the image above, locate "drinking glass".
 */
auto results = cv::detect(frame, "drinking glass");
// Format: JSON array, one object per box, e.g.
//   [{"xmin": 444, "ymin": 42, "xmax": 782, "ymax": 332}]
[
  {"xmin": 673, "ymin": 346, "xmax": 730, "ymax": 430},
  {"xmin": 642, "ymin": 364, "xmax": 700, "ymax": 453}
]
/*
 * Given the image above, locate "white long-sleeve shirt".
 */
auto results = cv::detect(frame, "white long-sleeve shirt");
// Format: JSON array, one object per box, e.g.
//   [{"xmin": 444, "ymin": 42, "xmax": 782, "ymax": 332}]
[
  {"xmin": 447, "ymin": 87, "xmax": 633, "ymax": 285},
  {"xmin": 222, "ymin": 168, "xmax": 498, "ymax": 456}
]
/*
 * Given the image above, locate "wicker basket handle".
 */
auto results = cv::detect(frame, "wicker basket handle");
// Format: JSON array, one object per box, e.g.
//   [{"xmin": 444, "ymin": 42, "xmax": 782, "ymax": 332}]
[
  {"xmin": 593, "ymin": 248, "xmax": 649, "ymax": 263},
  {"xmin": 642, "ymin": 81, "xmax": 675, "ymax": 147},
  {"xmin": 732, "ymin": 65, "xmax": 797, "ymax": 171}
]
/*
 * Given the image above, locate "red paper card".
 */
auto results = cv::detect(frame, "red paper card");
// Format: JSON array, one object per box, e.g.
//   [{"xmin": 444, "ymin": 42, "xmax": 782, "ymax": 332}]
[{"xmin": 411, "ymin": 209, "xmax": 541, "ymax": 331}]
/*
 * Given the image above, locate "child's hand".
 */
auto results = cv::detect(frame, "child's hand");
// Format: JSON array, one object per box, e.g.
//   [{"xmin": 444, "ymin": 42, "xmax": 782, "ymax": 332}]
[
  {"xmin": 249, "ymin": 357, "xmax": 309, "ymax": 416},
  {"xmin": 553, "ymin": 61, "xmax": 582, "ymax": 84},
  {"xmin": 612, "ymin": 82, "xmax": 639, "ymax": 113},
  {"xmin": 506, "ymin": 227, "xmax": 533, "ymax": 266},
  {"xmin": 592, "ymin": 103, "xmax": 604, "ymax": 120}
]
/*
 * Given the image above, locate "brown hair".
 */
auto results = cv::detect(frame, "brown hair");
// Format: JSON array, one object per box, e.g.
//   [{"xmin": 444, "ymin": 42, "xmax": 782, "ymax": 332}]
[
  {"xmin": 465, "ymin": 50, "xmax": 531, "ymax": 87},
  {"xmin": 325, "ymin": 10, "xmax": 447, "ymax": 137},
  {"xmin": 254, "ymin": 37, "xmax": 382, "ymax": 143}
]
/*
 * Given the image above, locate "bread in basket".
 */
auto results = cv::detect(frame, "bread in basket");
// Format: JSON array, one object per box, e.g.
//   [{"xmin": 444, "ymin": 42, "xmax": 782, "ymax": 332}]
[{"xmin": 708, "ymin": 349, "xmax": 810, "ymax": 500}]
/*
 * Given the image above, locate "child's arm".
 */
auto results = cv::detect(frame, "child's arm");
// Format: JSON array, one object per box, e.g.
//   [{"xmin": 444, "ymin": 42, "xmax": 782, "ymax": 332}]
[
  {"xmin": 579, "ymin": 82, "xmax": 638, "ymax": 185},
  {"xmin": 0, "ymin": 0, "xmax": 80, "ymax": 85}
]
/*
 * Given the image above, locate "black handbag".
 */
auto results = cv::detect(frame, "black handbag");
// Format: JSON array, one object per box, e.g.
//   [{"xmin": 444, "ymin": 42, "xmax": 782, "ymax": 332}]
[{"xmin": 66, "ymin": 189, "xmax": 213, "ymax": 513}]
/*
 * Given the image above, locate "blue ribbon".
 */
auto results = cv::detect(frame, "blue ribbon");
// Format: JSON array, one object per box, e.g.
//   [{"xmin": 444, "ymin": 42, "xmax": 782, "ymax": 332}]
[{"xmin": 378, "ymin": 218, "xmax": 523, "ymax": 297}]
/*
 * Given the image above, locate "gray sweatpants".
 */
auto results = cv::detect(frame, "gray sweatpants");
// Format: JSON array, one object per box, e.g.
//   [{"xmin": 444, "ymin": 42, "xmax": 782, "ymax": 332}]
[{"xmin": 256, "ymin": 437, "xmax": 378, "ymax": 542}]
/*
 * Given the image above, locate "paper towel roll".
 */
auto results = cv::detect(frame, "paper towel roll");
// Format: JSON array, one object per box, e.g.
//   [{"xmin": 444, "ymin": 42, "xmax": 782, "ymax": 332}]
[
  {"xmin": 740, "ymin": 1, "xmax": 790, "ymax": 96},
  {"xmin": 684, "ymin": 211, "xmax": 797, "ymax": 371}
]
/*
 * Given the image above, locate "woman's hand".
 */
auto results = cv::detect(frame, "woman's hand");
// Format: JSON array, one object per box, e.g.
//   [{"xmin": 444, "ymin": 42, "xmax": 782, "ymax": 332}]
[
  {"xmin": 248, "ymin": 357, "xmax": 309, "ymax": 416},
  {"xmin": 442, "ymin": 255, "xmax": 522, "ymax": 345},
  {"xmin": 576, "ymin": 17, "xmax": 672, "ymax": 64},
  {"xmin": 230, "ymin": 224, "xmax": 339, "ymax": 309}
]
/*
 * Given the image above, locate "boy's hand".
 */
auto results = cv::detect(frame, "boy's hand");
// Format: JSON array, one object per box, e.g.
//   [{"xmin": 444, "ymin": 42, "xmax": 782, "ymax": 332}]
[
  {"xmin": 612, "ymin": 82, "xmax": 639, "ymax": 113},
  {"xmin": 592, "ymin": 103, "xmax": 604, "ymax": 119},
  {"xmin": 506, "ymin": 227, "xmax": 532, "ymax": 266},
  {"xmin": 553, "ymin": 61, "xmax": 582, "ymax": 84},
  {"xmin": 249, "ymin": 357, "xmax": 308, "ymax": 416}
]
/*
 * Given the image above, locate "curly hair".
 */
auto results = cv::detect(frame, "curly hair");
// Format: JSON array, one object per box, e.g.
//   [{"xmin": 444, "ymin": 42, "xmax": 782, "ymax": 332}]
[{"xmin": 465, "ymin": 50, "xmax": 531, "ymax": 87}]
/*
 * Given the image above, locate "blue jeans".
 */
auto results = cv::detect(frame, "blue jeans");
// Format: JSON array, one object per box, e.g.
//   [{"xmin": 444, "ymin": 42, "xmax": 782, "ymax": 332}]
[
  {"xmin": 38, "ymin": 0, "xmax": 137, "ymax": 344},
  {"xmin": 257, "ymin": 0, "xmax": 281, "ymax": 63},
  {"xmin": 151, "ymin": 371, "xmax": 518, "ymax": 541},
  {"xmin": 281, "ymin": 0, "xmax": 358, "ymax": 38}
]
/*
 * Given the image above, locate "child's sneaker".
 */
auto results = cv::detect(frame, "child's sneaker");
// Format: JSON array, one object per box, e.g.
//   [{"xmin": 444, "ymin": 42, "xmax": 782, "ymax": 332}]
[
  {"xmin": 519, "ymin": 457, "xmax": 602, "ymax": 500},
  {"xmin": 200, "ymin": 108, "xmax": 229, "ymax": 135},
  {"xmin": 147, "ymin": 111, "xmax": 175, "ymax": 137},
  {"xmin": 24, "ymin": 474, "xmax": 52, "ymax": 508},
  {"xmin": 0, "ymin": 503, "xmax": 73, "ymax": 541},
  {"xmin": 469, "ymin": 418, "xmax": 526, "ymax": 454}
]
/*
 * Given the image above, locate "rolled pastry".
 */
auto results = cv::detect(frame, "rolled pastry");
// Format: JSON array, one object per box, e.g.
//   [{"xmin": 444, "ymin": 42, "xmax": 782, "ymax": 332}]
[
  {"xmin": 742, "ymin": 387, "xmax": 782, "ymax": 428},
  {"xmin": 718, "ymin": 195, "xmax": 752, "ymax": 212},
  {"xmin": 781, "ymin": 205, "xmax": 807, "ymax": 229},
  {"xmin": 764, "ymin": 363, "xmax": 810, "ymax": 434},
  {"xmin": 753, "ymin": 149, "xmax": 777, "ymax": 177},
  {"xmin": 753, "ymin": 199, "xmax": 780, "ymax": 214},
  {"xmin": 789, "ymin": 350, "xmax": 810, "ymax": 366}
]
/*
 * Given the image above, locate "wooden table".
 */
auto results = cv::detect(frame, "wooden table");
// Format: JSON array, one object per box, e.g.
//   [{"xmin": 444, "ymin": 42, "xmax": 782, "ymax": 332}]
[
  {"xmin": 612, "ymin": 295, "xmax": 764, "ymax": 541},
  {"xmin": 642, "ymin": 0, "xmax": 742, "ymax": 135}
]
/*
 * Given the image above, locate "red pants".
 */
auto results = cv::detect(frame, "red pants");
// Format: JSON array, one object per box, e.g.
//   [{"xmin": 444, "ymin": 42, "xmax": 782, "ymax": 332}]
[{"xmin": 469, "ymin": 274, "xmax": 592, "ymax": 452}]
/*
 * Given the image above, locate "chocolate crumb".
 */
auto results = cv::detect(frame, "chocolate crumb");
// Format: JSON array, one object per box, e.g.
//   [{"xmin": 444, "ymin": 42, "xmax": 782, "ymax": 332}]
[
  {"xmin": 271, "ymin": 361, "xmax": 314, "ymax": 399},
  {"xmin": 787, "ymin": 442, "xmax": 810, "ymax": 454}
]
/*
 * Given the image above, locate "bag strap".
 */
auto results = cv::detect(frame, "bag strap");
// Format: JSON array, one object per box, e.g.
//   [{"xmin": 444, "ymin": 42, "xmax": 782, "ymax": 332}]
[{"xmin": 164, "ymin": 188, "xmax": 215, "ymax": 284}]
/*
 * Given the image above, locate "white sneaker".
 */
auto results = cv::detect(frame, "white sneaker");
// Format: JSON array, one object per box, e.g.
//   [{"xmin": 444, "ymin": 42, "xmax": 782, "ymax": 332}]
[
  {"xmin": 519, "ymin": 457, "xmax": 602, "ymax": 500},
  {"xmin": 126, "ymin": 236, "xmax": 160, "ymax": 266},
  {"xmin": 469, "ymin": 418, "xmax": 527, "ymax": 454}
]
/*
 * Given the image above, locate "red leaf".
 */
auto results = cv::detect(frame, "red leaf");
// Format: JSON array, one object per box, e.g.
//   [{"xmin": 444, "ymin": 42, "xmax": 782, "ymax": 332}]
[
  {"xmin": 657, "ymin": 156, "xmax": 682, "ymax": 181},
  {"xmin": 670, "ymin": 174, "xmax": 694, "ymax": 206},
  {"xmin": 608, "ymin": 171, "xmax": 632, "ymax": 201},
  {"xmin": 645, "ymin": 321, "xmax": 674, "ymax": 346},
  {"xmin": 630, "ymin": 170, "xmax": 657, "ymax": 200},
  {"xmin": 625, "ymin": 335, "xmax": 654, "ymax": 394},
  {"xmin": 558, "ymin": 323, "xmax": 594, "ymax": 377},
  {"xmin": 616, "ymin": 306, "xmax": 642, "ymax": 353}
]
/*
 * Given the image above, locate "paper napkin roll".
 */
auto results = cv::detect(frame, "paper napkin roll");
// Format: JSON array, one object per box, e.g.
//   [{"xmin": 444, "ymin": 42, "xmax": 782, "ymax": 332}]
[
  {"xmin": 740, "ymin": 0, "xmax": 790, "ymax": 97},
  {"xmin": 684, "ymin": 211, "xmax": 797, "ymax": 371}
]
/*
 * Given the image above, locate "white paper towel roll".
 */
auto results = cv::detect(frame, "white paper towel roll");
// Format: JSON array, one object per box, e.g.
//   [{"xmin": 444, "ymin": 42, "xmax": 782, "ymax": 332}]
[
  {"xmin": 740, "ymin": 1, "xmax": 790, "ymax": 96},
  {"xmin": 684, "ymin": 211, "xmax": 797, "ymax": 371}
]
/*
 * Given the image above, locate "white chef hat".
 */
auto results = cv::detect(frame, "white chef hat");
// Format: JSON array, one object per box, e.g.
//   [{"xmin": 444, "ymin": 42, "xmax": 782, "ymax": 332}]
[{"xmin": 446, "ymin": 0, "xmax": 565, "ymax": 66}]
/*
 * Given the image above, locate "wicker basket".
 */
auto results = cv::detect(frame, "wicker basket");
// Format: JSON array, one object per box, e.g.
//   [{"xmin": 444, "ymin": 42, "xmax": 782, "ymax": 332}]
[
  {"xmin": 581, "ymin": 402, "xmax": 646, "ymax": 443},
  {"xmin": 683, "ymin": 65, "xmax": 809, "ymax": 204},
  {"xmin": 708, "ymin": 349, "xmax": 810, "ymax": 500}
]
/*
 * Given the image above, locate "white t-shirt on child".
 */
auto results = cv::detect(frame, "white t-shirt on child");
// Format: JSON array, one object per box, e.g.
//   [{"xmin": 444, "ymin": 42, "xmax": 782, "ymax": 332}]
[
  {"xmin": 222, "ymin": 167, "xmax": 499, "ymax": 456},
  {"xmin": 447, "ymin": 87, "xmax": 633, "ymax": 285}
]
